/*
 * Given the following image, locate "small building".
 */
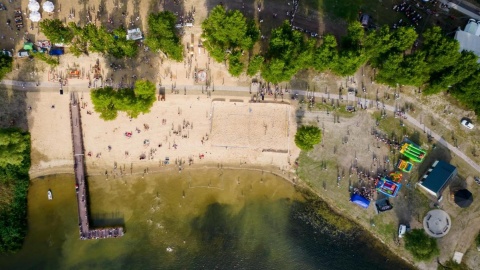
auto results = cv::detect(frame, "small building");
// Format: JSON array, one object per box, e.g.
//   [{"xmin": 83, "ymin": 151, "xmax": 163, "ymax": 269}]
[
  {"xmin": 126, "ymin": 28, "xmax": 143, "ymax": 41},
  {"xmin": 417, "ymin": 160, "xmax": 457, "ymax": 199}
]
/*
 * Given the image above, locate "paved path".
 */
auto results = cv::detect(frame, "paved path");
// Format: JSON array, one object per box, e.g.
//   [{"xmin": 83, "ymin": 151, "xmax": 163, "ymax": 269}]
[{"xmin": 3, "ymin": 79, "xmax": 480, "ymax": 173}]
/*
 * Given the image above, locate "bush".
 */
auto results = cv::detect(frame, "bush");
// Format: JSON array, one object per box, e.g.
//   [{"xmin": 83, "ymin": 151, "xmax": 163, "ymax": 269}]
[
  {"xmin": 438, "ymin": 259, "xmax": 469, "ymax": 270},
  {"xmin": 404, "ymin": 229, "xmax": 439, "ymax": 261},
  {"xmin": 295, "ymin": 125, "xmax": 321, "ymax": 151},
  {"xmin": 0, "ymin": 54, "xmax": 13, "ymax": 80}
]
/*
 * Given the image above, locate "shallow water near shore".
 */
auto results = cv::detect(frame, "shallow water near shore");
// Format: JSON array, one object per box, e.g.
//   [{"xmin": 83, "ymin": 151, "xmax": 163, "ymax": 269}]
[{"xmin": 0, "ymin": 169, "xmax": 412, "ymax": 269}]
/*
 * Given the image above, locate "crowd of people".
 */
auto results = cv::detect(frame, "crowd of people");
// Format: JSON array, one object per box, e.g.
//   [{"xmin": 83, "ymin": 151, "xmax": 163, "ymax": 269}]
[{"xmin": 80, "ymin": 227, "xmax": 124, "ymax": 240}]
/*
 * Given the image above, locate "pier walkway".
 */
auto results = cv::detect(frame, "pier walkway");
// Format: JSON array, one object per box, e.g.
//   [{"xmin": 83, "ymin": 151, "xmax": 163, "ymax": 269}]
[{"xmin": 69, "ymin": 93, "xmax": 124, "ymax": 240}]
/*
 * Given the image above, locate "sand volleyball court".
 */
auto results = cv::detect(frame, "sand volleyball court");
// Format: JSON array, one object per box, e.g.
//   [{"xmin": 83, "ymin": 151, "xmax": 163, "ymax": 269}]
[{"xmin": 210, "ymin": 101, "xmax": 290, "ymax": 152}]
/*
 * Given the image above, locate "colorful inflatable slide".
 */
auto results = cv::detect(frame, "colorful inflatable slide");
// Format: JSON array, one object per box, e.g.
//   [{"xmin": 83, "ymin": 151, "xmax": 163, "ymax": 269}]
[
  {"xmin": 397, "ymin": 159, "xmax": 413, "ymax": 173},
  {"xmin": 400, "ymin": 142, "xmax": 426, "ymax": 163}
]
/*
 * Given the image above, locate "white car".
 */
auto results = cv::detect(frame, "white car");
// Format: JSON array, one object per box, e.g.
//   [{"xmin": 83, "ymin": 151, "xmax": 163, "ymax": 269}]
[
  {"xmin": 398, "ymin": 224, "xmax": 407, "ymax": 238},
  {"xmin": 461, "ymin": 119, "xmax": 474, "ymax": 129},
  {"xmin": 17, "ymin": 51, "xmax": 29, "ymax": 58}
]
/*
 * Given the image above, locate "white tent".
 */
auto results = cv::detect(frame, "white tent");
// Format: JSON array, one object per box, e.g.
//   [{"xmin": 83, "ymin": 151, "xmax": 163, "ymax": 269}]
[
  {"xmin": 29, "ymin": 11, "xmax": 41, "ymax": 22},
  {"xmin": 42, "ymin": 1, "xmax": 54, "ymax": 13},
  {"xmin": 27, "ymin": 1, "xmax": 40, "ymax": 12}
]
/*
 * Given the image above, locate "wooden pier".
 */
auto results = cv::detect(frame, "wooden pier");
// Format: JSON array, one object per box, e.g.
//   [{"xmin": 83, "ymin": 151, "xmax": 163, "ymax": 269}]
[{"xmin": 70, "ymin": 93, "xmax": 124, "ymax": 240}]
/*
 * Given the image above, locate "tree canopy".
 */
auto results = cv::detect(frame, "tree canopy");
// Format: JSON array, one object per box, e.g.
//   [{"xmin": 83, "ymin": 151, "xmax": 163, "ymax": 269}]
[
  {"xmin": 0, "ymin": 54, "xmax": 13, "ymax": 81},
  {"xmin": 313, "ymin": 34, "xmax": 338, "ymax": 72},
  {"xmin": 0, "ymin": 129, "xmax": 30, "ymax": 168},
  {"xmin": 68, "ymin": 23, "xmax": 137, "ymax": 58},
  {"xmin": 202, "ymin": 5, "xmax": 259, "ymax": 75},
  {"xmin": 246, "ymin": 55, "xmax": 264, "ymax": 76},
  {"xmin": 262, "ymin": 21, "xmax": 315, "ymax": 83},
  {"xmin": 39, "ymin": 19, "xmax": 74, "ymax": 44},
  {"xmin": 0, "ymin": 128, "xmax": 30, "ymax": 253},
  {"xmin": 91, "ymin": 80, "xmax": 157, "ymax": 120},
  {"xmin": 404, "ymin": 229, "xmax": 439, "ymax": 261},
  {"xmin": 295, "ymin": 125, "xmax": 322, "ymax": 151},
  {"xmin": 145, "ymin": 11, "xmax": 183, "ymax": 61}
]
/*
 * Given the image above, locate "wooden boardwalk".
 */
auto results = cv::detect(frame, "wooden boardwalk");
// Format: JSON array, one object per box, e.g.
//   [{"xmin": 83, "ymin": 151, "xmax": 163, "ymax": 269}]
[{"xmin": 69, "ymin": 93, "xmax": 124, "ymax": 240}]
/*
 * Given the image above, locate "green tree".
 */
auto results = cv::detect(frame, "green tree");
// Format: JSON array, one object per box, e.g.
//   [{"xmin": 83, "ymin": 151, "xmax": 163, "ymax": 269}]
[
  {"xmin": 313, "ymin": 34, "xmax": 338, "ymax": 72},
  {"xmin": 68, "ymin": 22, "xmax": 88, "ymax": 56},
  {"xmin": 90, "ymin": 87, "xmax": 118, "ymax": 120},
  {"xmin": 404, "ymin": 229, "xmax": 439, "ymax": 261},
  {"xmin": 365, "ymin": 26, "xmax": 417, "ymax": 65},
  {"xmin": 0, "ymin": 54, "xmax": 13, "ymax": 80},
  {"xmin": 422, "ymin": 27, "xmax": 460, "ymax": 73},
  {"xmin": 451, "ymin": 68, "xmax": 480, "ymax": 115},
  {"xmin": 69, "ymin": 24, "xmax": 137, "ymax": 58},
  {"xmin": 202, "ymin": 5, "xmax": 259, "ymax": 74},
  {"xmin": 425, "ymin": 51, "xmax": 478, "ymax": 94},
  {"xmin": 295, "ymin": 125, "xmax": 322, "ymax": 151},
  {"xmin": 228, "ymin": 51, "xmax": 244, "ymax": 77},
  {"xmin": 91, "ymin": 80, "xmax": 157, "ymax": 120},
  {"xmin": 331, "ymin": 50, "xmax": 367, "ymax": 77},
  {"xmin": 377, "ymin": 52, "xmax": 429, "ymax": 87},
  {"xmin": 262, "ymin": 21, "xmax": 314, "ymax": 83},
  {"xmin": 145, "ymin": 11, "xmax": 183, "ymax": 61},
  {"xmin": 0, "ymin": 128, "xmax": 30, "ymax": 253},
  {"xmin": 0, "ymin": 129, "xmax": 30, "ymax": 167},
  {"xmin": 246, "ymin": 55, "xmax": 264, "ymax": 76},
  {"xmin": 39, "ymin": 19, "xmax": 73, "ymax": 44},
  {"xmin": 331, "ymin": 22, "xmax": 368, "ymax": 76}
]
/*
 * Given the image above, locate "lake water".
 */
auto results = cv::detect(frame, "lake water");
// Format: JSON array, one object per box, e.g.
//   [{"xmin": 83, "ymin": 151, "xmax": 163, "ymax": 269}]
[{"xmin": 0, "ymin": 169, "xmax": 412, "ymax": 269}]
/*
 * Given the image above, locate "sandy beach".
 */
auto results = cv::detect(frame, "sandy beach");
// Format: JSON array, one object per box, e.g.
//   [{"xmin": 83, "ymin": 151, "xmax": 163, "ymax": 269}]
[{"xmin": 27, "ymin": 91, "xmax": 299, "ymax": 178}]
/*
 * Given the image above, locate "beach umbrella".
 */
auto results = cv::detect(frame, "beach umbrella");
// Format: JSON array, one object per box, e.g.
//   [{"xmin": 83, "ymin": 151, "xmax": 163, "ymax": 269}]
[
  {"xmin": 29, "ymin": 11, "xmax": 41, "ymax": 22},
  {"xmin": 454, "ymin": 189, "xmax": 473, "ymax": 208},
  {"xmin": 42, "ymin": 1, "xmax": 54, "ymax": 13},
  {"xmin": 27, "ymin": 0, "xmax": 40, "ymax": 12}
]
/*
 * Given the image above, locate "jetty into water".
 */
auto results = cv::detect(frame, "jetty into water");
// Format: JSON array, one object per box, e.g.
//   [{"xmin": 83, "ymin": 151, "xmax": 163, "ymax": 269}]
[{"xmin": 70, "ymin": 93, "xmax": 124, "ymax": 240}]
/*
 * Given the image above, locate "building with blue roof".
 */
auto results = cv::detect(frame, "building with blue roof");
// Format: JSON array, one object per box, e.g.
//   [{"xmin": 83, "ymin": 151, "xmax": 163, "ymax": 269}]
[{"xmin": 418, "ymin": 160, "xmax": 457, "ymax": 199}]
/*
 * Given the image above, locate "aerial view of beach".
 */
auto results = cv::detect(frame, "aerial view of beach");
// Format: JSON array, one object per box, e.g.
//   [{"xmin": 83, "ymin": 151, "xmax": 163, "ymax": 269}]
[{"xmin": 1, "ymin": 0, "xmax": 480, "ymax": 269}]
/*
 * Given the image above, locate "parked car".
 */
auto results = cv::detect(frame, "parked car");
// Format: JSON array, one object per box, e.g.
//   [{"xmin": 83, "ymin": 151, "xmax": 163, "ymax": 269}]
[
  {"xmin": 461, "ymin": 119, "xmax": 474, "ymax": 129},
  {"xmin": 398, "ymin": 225, "xmax": 406, "ymax": 238},
  {"xmin": 17, "ymin": 50, "xmax": 29, "ymax": 58},
  {"xmin": 1, "ymin": 49, "xmax": 12, "ymax": 57},
  {"xmin": 398, "ymin": 224, "xmax": 410, "ymax": 238}
]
